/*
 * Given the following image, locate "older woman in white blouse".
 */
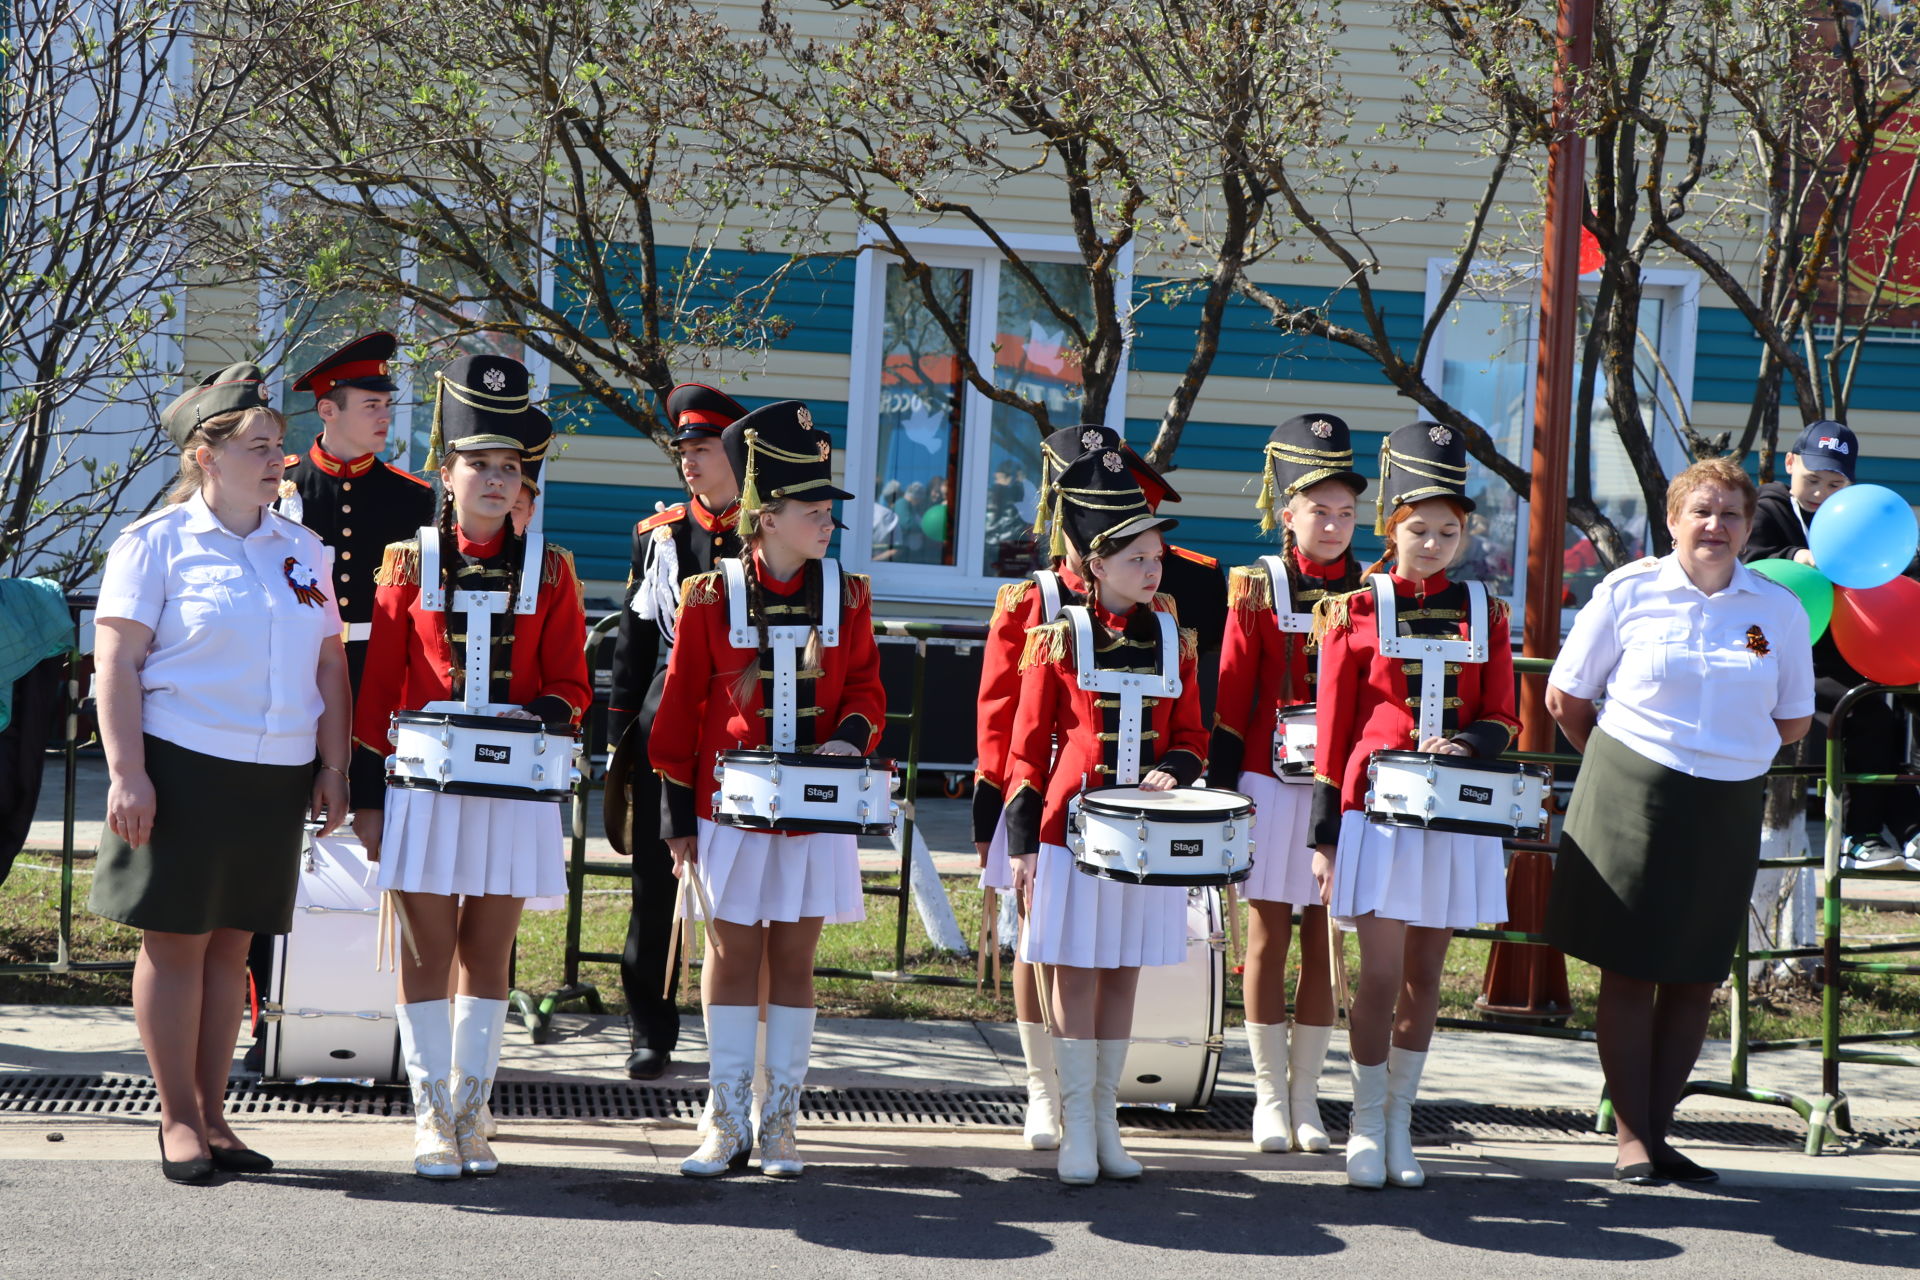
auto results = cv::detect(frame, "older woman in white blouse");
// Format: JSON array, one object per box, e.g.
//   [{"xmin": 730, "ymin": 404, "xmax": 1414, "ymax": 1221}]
[{"xmin": 1544, "ymin": 457, "xmax": 1813, "ymax": 1187}]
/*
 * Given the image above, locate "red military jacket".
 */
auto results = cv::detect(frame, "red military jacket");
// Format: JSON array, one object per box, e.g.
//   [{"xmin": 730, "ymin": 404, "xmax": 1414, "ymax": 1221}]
[
  {"xmin": 972, "ymin": 564, "xmax": 1088, "ymax": 840},
  {"xmin": 1004, "ymin": 595, "xmax": 1208, "ymax": 853},
  {"xmin": 1307, "ymin": 571, "xmax": 1521, "ymax": 846},
  {"xmin": 352, "ymin": 526, "xmax": 592, "ymax": 790},
  {"xmin": 1209, "ymin": 548, "xmax": 1363, "ymax": 786},
  {"xmin": 648, "ymin": 553, "xmax": 885, "ymax": 838}
]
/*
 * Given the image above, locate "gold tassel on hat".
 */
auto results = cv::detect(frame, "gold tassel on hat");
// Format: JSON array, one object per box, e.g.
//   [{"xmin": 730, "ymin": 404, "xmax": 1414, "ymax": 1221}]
[
  {"xmin": 1255, "ymin": 450, "xmax": 1279, "ymax": 534},
  {"xmin": 1374, "ymin": 435, "xmax": 1392, "ymax": 536},
  {"xmin": 424, "ymin": 372, "xmax": 447, "ymax": 473},
  {"xmin": 738, "ymin": 430, "xmax": 764, "ymax": 537},
  {"xmin": 1032, "ymin": 455, "xmax": 1054, "ymax": 540},
  {"xmin": 1048, "ymin": 491, "xmax": 1068, "ymax": 561}
]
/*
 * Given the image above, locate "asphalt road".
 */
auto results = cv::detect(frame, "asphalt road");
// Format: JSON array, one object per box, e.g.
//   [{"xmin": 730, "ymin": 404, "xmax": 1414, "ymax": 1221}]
[{"xmin": 12, "ymin": 1155, "xmax": 1918, "ymax": 1280}]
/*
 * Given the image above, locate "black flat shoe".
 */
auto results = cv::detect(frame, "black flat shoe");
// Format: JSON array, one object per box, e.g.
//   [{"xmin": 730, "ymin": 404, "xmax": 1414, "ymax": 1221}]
[
  {"xmin": 1654, "ymin": 1153, "xmax": 1719, "ymax": 1184},
  {"xmin": 158, "ymin": 1127, "xmax": 214, "ymax": 1184},
  {"xmin": 209, "ymin": 1145, "xmax": 275, "ymax": 1174},
  {"xmin": 625, "ymin": 1046, "xmax": 670, "ymax": 1081},
  {"xmin": 1613, "ymin": 1162, "xmax": 1666, "ymax": 1186}
]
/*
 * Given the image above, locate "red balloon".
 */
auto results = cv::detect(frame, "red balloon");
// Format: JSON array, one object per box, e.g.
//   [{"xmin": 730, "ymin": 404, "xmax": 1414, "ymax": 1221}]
[{"xmin": 1832, "ymin": 577, "xmax": 1920, "ymax": 686}]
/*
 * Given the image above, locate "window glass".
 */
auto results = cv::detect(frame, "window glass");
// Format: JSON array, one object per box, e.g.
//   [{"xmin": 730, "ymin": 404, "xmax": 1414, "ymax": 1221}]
[{"xmin": 871, "ymin": 263, "xmax": 970, "ymax": 565}]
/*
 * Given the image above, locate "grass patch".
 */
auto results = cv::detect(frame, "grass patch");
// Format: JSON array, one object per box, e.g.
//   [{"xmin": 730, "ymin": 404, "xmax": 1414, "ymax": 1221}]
[{"xmin": 6, "ymin": 857, "xmax": 1918, "ymax": 1048}]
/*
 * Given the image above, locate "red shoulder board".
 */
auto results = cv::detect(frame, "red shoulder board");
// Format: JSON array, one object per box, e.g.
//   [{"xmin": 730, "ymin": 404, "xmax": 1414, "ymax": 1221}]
[
  {"xmin": 381, "ymin": 461, "xmax": 432, "ymax": 489},
  {"xmin": 283, "ymin": 454, "xmax": 302, "ymax": 469},
  {"xmin": 1169, "ymin": 544, "xmax": 1218, "ymax": 569},
  {"xmin": 636, "ymin": 504, "xmax": 688, "ymax": 535}
]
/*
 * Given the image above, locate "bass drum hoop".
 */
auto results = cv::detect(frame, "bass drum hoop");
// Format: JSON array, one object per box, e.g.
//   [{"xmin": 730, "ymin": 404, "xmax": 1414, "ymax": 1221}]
[
  {"xmin": 386, "ymin": 776, "xmax": 573, "ymax": 803},
  {"xmin": 392, "ymin": 709, "xmax": 577, "ymax": 740},
  {"xmin": 1072, "ymin": 860, "xmax": 1253, "ymax": 888}
]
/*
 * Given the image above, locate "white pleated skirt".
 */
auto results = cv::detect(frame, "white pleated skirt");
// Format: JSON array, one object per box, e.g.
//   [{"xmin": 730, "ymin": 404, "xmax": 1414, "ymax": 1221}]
[
  {"xmin": 683, "ymin": 819, "xmax": 865, "ymax": 927},
  {"xmin": 1328, "ymin": 810, "xmax": 1507, "ymax": 930},
  {"xmin": 376, "ymin": 787, "xmax": 568, "ymax": 900},
  {"xmin": 1018, "ymin": 844, "xmax": 1188, "ymax": 969},
  {"xmin": 979, "ymin": 811, "xmax": 1013, "ymax": 891},
  {"xmin": 1237, "ymin": 771, "xmax": 1317, "ymax": 906}
]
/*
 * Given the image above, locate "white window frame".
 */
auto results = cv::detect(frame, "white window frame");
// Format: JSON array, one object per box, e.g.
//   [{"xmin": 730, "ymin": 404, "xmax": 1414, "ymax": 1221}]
[
  {"xmin": 842, "ymin": 225, "xmax": 1134, "ymax": 605},
  {"xmin": 1418, "ymin": 259, "xmax": 1700, "ymax": 621}
]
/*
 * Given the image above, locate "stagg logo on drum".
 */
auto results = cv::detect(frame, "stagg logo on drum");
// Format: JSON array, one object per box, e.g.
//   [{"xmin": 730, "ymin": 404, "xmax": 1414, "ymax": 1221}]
[
  {"xmin": 1170, "ymin": 839, "xmax": 1204, "ymax": 857},
  {"xmin": 474, "ymin": 744, "xmax": 512, "ymax": 765},
  {"xmin": 1458, "ymin": 784, "xmax": 1493, "ymax": 806},
  {"xmin": 803, "ymin": 784, "xmax": 840, "ymax": 803}
]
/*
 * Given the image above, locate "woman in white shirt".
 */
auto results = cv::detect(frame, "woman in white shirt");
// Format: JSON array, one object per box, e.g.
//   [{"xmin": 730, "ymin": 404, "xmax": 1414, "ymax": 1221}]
[
  {"xmin": 89, "ymin": 365, "xmax": 352, "ymax": 1183},
  {"xmin": 1543, "ymin": 457, "xmax": 1814, "ymax": 1187}
]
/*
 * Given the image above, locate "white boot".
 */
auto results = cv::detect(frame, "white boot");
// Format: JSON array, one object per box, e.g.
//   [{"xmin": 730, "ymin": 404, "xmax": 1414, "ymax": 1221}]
[
  {"xmin": 1053, "ymin": 1037, "xmax": 1099, "ymax": 1185},
  {"xmin": 450, "ymin": 995, "xmax": 508, "ymax": 1176},
  {"xmin": 1384, "ymin": 1045, "xmax": 1429, "ymax": 1188},
  {"xmin": 1246, "ymin": 1022, "xmax": 1291, "ymax": 1153},
  {"xmin": 396, "ymin": 999, "xmax": 462, "ymax": 1180},
  {"xmin": 1017, "ymin": 1022, "xmax": 1061, "ymax": 1150},
  {"xmin": 1346, "ymin": 1059, "xmax": 1388, "ymax": 1189},
  {"xmin": 681, "ymin": 1005, "xmax": 756, "ymax": 1177},
  {"xmin": 1093, "ymin": 1039, "xmax": 1144, "ymax": 1180},
  {"xmin": 758, "ymin": 1004, "xmax": 815, "ymax": 1178},
  {"xmin": 701, "ymin": 1015, "xmax": 767, "ymax": 1136},
  {"xmin": 1288, "ymin": 1022, "xmax": 1334, "ymax": 1153}
]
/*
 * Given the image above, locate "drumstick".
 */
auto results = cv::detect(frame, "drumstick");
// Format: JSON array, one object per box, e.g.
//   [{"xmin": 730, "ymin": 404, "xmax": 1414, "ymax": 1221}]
[
  {"xmin": 1326, "ymin": 912, "xmax": 1351, "ymax": 1028},
  {"xmin": 663, "ymin": 877, "xmax": 688, "ymax": 1000},
  {"xmin": 977, "ymin": 887, "xmax": 998, "ymax": 992},
  {"xmin": 1225, "ymin": 886, "xmax": 1243, "ymax": 970},
  {"xmin": 686, "ymin": 869, "xmax": 724, "ymax": 957},
  {"xmin": 1033, "ymin": 960, "xmax": 1055, "ymax": 1034}
]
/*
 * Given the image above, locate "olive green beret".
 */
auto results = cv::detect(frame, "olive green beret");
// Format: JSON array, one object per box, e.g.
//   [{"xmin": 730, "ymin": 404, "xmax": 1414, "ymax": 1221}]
[{"xmin": 159, "ymin": 363, "xmax": 272, "ymax": 449}]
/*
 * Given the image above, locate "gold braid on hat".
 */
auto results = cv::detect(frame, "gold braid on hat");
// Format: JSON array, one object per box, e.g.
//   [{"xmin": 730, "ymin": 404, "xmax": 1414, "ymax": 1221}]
[
  {"xmin": 425, "ymin": 370, "xmax": 534, "ymax": 471},
  {"xmin": 1056, "ymin": 480, "xmax": 1150, "ymax": 558},
  {"xmin": 1374, "ymin": 434, "xmax": 1468, "ymax": 535},
  {"xmin": 1256, "ymin": 438, "xmax": 1356, "ymax": 534},
  {"xmin": 739, "ymin": 428, "xmax": 835, "ymax": 536}
]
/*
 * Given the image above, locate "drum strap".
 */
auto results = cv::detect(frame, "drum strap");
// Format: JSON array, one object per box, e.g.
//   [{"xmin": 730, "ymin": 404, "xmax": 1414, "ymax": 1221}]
[
  {"xmin": 1062, "ymin": 604, "xmax": 1182, "ymax": 786},
  {"xmin": 1258, "ymin": 555, "xmax": 1315, "ymax": 635},
  {"xmin": 419, "ymin": 521, "xmax": 542, "ymax": 615},
  {"xmin": 1033, "ymin": 569, "xmax": 1066, "ymax": 622},
  {"xmin": 721, "ymin": 558, "xmax": 842, "ymax": 752},
  {"xmin": 418, "ymin": 525, "xmax": 510, "ymax": 713},
  {"xmin": 1371, "ymin": 574, "xmax": 1487, "ymax": 747}
]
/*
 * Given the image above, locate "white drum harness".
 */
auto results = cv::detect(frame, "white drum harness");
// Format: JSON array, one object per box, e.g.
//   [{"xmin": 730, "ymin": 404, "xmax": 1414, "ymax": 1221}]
[
  {"xmin": 1059, "ymin": 604, "xmax": 1182, "ymax": 787},
  {"xmin": 721, "ymin": 557, "xmax": 842, "ymax": 753},
  {"xmin": 1369, "ymin": 573, "xmax": 1489, "ymax": 747}
]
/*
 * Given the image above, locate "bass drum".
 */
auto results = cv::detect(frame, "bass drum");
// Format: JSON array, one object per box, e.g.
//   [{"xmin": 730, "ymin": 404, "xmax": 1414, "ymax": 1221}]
[
  {"xmin": 1117, "ymin": 886, "xmax": 1226, "ymax": 1109},
  {"xmin": 262, "ymin": 830, "xmax": 402, "ymax": 1085}
]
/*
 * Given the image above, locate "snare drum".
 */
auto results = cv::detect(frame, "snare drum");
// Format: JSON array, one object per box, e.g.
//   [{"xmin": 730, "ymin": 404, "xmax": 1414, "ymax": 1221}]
[
  {"xmin": 386, "ymin": 707, "xmax": 581, "ymax": 803},
  {"xmin": 712, "ymin": 750, "xmax": 899, "ymax": 836},
  {"xmin": 1067, "ymin": 785, "xmax": 1255, "ymax": 887},
  {"xmin": 262, "ymin": 831, "xmax": 401, "ymax": 1085},
  {"xmin": 1273, "ymin": 703, "xmax": 1317, "ymax": 783},
  {"xmin": 1119, "ymin": 887, "xmax": 1226, "ymax": 1108},
  {"xmin": 1363, "ymin": 749, "xmax": 1551, "ymax": 839}
]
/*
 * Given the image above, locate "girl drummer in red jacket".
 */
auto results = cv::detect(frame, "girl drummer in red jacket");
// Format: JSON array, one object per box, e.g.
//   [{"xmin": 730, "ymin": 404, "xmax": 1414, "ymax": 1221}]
[
  {"xmin": 1003, "ymin": 447, "xmax": 1207, "ymax": 1185},
  {"xmin": 352, "ymin": 355, "xmax": 590, "ymax": 1181},
  {"xmin": 1208, "ymin": 412, "xmax": 1368, "ymax": 1156},
  {"xmin": 649, "ymin": 400, "xmax": 884, "ymax": 1180},
  {"xmin": 1309, "ymin": 420, "xmax": 1520, "ymax": 1190}
]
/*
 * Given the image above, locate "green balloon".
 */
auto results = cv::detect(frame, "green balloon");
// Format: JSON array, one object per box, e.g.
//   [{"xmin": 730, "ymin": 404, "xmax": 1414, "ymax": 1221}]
[{"xmin": 1750, "ymin": 558, "xmax": 1834, "ymax": 642}]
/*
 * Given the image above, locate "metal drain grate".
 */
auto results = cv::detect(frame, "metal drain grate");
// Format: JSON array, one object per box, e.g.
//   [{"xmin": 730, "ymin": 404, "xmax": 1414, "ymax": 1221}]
[{"xmin": 1, "ymin": 1074, "xmax": 1912, "ymax": 1149}]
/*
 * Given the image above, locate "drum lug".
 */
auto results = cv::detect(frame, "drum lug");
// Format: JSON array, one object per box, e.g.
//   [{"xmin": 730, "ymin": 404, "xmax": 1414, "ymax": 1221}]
[
  {"xmin": 1510, "ymin": 803, "xmax": 1523, "ymax": 826},
  {"xmin": 861, "ymin": 769, "xmax": 873, "ymax": 791},
  {"xmin": 1537, "ymin": 808, "xmax": 1550, "ymax": 830},
  {"xmin": 532, "ymin": 765, "xmax": 547, "ymax": 784},
  {"xmin": 259, "ymin": 1002, "xmax": 284, "ymax": 1024},
  {"xmin": 384, "ymin": 755, "xmax": 398, "ymax": 778},
  {"xmin": 1222, "ymin": 823, "xmax": 1235, "ymax": 841},
  {"xmin": 535, "ymin": 728, "xmax": 548, "ymax": 755},
  {"xmin": 768, "ymin": 795, "xmax": 781, "ymax": 818},
  {"xmin": 1424, "ymin": 795, "xmax": 1437, "ymax": 816},
  {"xmin": 1363, "ymin": 789, "xmax": 1376, "ymax": 810},
  {"xmin": 713, "ymin": 758, "xmax": 725, "ymax": 781},
  {"xmin": 1136, "ymin": 821, "xmax": 1150, "ymax": 843},
  {"xmin": 437, "ymin": 758, "xmax": 452, "ymax": 783},
  {"xmin": 386, "ymin": 713, "xmax": 399, "ymax": 747},
  {"xmin": 858, "ymin": 800, "xmax": 872, "ymax": 823},
  {"xmin": 1366, "ymin": 760, "xmax": 1378, "ymax": 782},
  {"xmin": 1422, "ymin": 764, "xmax": 1437, "ymax": 784},
  {"xmin": 771, "ymin": 762, "xmax": 782, "ymax": 786},
  {"xmin": 570, "ymin": 768, "xmax": 583, "ymax": 788}
]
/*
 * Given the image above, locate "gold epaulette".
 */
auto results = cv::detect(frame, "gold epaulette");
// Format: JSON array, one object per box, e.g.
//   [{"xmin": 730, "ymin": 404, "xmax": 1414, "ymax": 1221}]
[
  {"xmin": 1179, "ymin": 626, "xmax": 1198, "ymax": 664},
  {"xmin": 680, "ymin": 570, "xmax": 722, "ymax": 608},
  {"xmin": 990, "ymin": 579, "xmax": 1034, "ymax": 627},
  {"xmin": 1020, "ymin": 618, "xmax": 1071, "ymax": 671},
  {"xmin": 1153, "ymin": 592, "xmax": 1181, "ymax": 622},
  {"xmin": 1227, "ymin": 564, "xmax": 1272, "ymax": 613},
  {"xmin": 1491, "ymin": 596, "xmax": 1511, "ymax": 627},
  {"xmin": 541, "ymin": 544, "xmax": 577, "ymax": 587},
  {"xmin": 375, "ymin": 539, "xmax": 421, "ymax": 588},
  {"xmin": 1312, "ymin": 587, "xmax": 1365, "ymax": 642},
  {"xmin": 842, "ymin": 570, "xmax": 871, "ymax": 609}
]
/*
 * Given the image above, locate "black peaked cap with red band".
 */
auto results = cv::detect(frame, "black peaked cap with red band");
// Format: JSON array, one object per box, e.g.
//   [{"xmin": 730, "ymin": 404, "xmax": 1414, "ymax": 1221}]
[
  {"xmin": 666, "ymin": 383, "xmax": 749, "ymax": 444},
  {"xmin": 292, "ymin": 331, "xmax": 399, "ymax": 399}
]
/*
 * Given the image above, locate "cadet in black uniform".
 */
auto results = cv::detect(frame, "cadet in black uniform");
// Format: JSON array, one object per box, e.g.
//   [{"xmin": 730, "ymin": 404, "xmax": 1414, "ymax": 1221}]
[
  {"xmin": 242, "ymin": 332, "xmax": 434, "ymax": 1072},
  {"xmin": 604, "ymin": 383, "xmax": 748, "ymax": 1079}
]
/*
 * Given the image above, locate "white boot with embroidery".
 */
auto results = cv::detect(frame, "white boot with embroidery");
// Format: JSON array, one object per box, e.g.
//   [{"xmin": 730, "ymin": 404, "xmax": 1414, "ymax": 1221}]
[{"xmin": 396, "ymin": 999, "xmax": 462, "ymax": 1181}]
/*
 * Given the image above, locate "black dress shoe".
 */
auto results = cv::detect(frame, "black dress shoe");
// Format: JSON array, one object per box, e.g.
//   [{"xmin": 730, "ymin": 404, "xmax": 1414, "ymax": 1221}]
[
  {"xmin": 209, "ymin": 1145, "xmax": 275, "ymax": 1174},
  {"xmin": 626, "ymin": 1046, "xmax": 670, "ymax": 1081},
  {"xmin": 158, "ymin": 1127, "xmax": 214, "ymax": 1184},
  {"xmin": 1654, "ymin": 1153, "xmax": 1719, "ymax": 1184},
  {"xmin": 1613, "ymin": 1162, "xmax": 1666, "ymax": 1186}
]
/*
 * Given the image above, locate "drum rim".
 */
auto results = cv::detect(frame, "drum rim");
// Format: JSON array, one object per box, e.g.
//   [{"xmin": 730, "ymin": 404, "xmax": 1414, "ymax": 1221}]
[
  {"xmin": 386, "ymin": 776, "xmax": 574, "ymax": 803},
  {"xmin": 1071, "ymin": 860, "xmax": 1253, "ymax": 887},
  {"xmin": 1076, "ymin": 784, "xmax": 1254, "ymax": 822},
  {"xmin": 1277, "ymin": 702, "xmax": 1317, "ymax": 720},
  {"xmin": 393, "ymin": 709, "xmax": 578, "ymax": 739},
  {"xmin": 1368, "ymin": 749, "xmax": 1551, "ymax": 780},
  {"xmin": 718, "ymin": 749, "xmax": 898, "ymax": 772},
  {"xmin": 711, "ymin": 811, "xmax": 898, "ymax": 837},
  {"xmin": 1366, "ymin": 811, "xmax": 1547, "ymax": 840}
]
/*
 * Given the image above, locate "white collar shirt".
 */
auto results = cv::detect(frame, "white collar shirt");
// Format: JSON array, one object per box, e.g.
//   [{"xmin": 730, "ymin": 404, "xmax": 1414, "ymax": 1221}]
[
  {"xmin": 96, "ymin": 494, "xmax": 343, "ymax": 765},
  {"xmin": 1549, "ymin": 554, "xmax": 1815, "ymax": 781}
]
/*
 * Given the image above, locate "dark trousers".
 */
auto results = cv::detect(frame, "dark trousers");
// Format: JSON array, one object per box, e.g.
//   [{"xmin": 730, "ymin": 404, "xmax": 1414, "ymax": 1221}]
[
  {"xmin": 618, "ymin": 736, "xmax": 681, "ymax": 1052},
  {"xmin": 1814, "ymin": 678, "xmax": 1920, "ymax": 844}
]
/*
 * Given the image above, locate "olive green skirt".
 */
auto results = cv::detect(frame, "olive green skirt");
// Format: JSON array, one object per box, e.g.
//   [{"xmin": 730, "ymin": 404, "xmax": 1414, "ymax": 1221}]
[
  {"xmin": 89, "ymin": 735, "xmax": 311, "ymax": 936},
  {"xmin": 1544, "ymin": 727, "xmax": 1764, "ymax": 985}
]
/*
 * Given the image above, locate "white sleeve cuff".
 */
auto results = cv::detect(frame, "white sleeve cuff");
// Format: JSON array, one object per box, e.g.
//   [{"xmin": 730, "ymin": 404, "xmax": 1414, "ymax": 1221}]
[{"xmin": 94, "ymin": 594, "xmax": 160, "ymax": 630}]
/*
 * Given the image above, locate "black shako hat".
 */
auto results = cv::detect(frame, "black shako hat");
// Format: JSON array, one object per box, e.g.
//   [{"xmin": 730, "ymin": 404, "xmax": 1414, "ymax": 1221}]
[
  {"xmin": 665, "ymin": 382, "xmax": 749, "ymax": 444},
  {"xmin": 426, "ymin": 354, "xmax": 547, "ymax": 470},
  {"xmin": 722, "ymin": 400, "xmax": 853, "ymax": 535},
  {"xmin": 1256, "ymin": 412, "xmax": 1368, "ymax": 533},
  {"xmin": 1034, "ymin": 423, "xmax": 1180, "ymax": 555},
  {"xmin": 1376, "ymin": 419, "xmax": 1475, "ymax": 533},
  {"xmin": 292, "ymin": 331, "xmax": 399, "ymax": 399},
  {"xmin": 159, "ymin": 363, "xmax": 273, "ymax": 449},
  {"xmin": 1054, "ymin": 446, "xmax": 1179, "ymax": 560}
]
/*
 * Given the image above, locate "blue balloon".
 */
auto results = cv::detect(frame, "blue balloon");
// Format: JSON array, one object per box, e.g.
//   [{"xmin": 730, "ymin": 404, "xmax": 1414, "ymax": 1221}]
[{"xmin": 1809, "ymin": 483, "xmax": 1919, "ymax": 589}]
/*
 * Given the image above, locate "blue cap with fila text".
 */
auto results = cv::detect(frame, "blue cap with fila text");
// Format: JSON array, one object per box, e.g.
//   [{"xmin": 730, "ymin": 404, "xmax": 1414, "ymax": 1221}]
[{"xmin": 1791, "ymin": 420, "xmax": 1858, "ymax": 481}]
